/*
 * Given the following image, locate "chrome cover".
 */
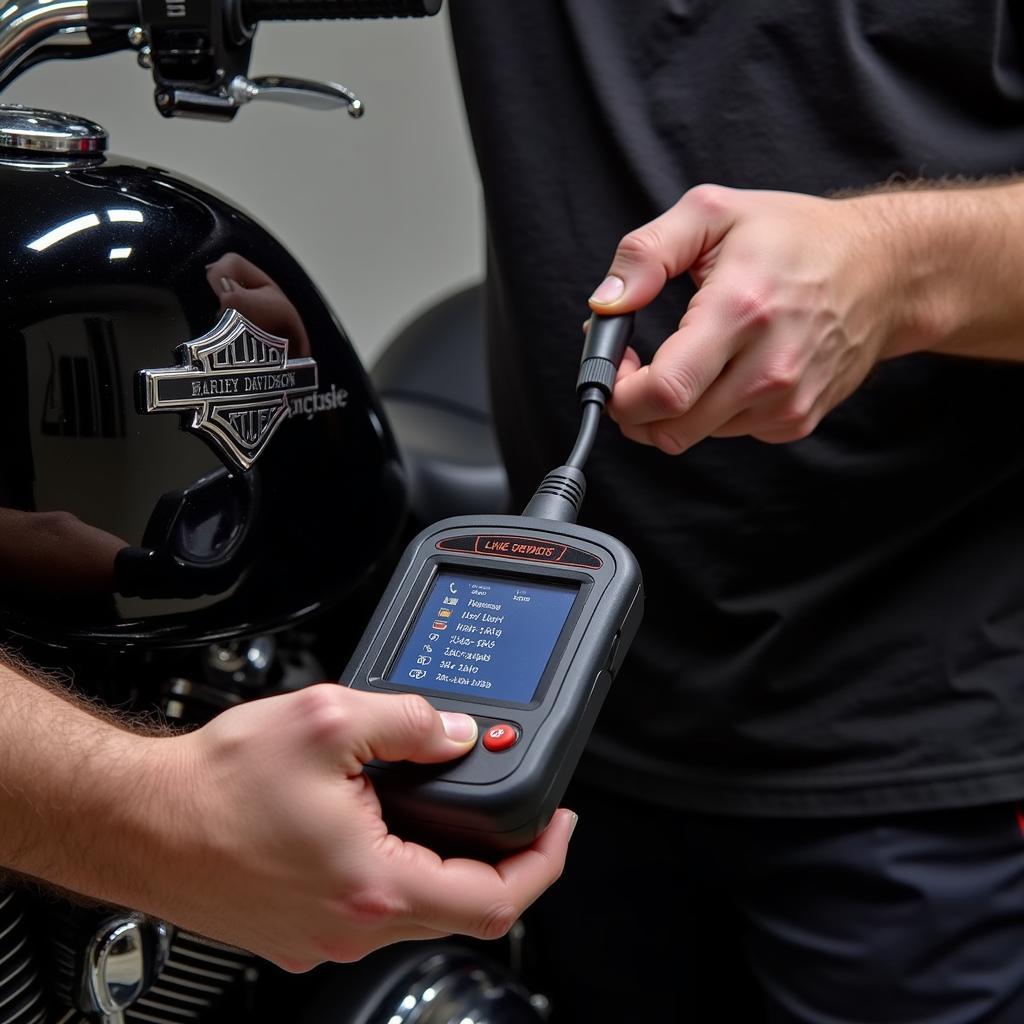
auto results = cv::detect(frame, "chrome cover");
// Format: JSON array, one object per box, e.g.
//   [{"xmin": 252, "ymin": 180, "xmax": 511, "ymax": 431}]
[
  {"xmin": 52, "ymin": 927, "xmax": 253, "ymax": 1024},
  {"xmin": 83, "ymin": 915, "xmax": 171, "ymax": 1021},
  {"xmin": 0, "ymin": 104, "xmax": 106, "ymax": 155},
  {"xmin": 373, "ymin": 950, "xmax": 546, "ymax": 1024}
]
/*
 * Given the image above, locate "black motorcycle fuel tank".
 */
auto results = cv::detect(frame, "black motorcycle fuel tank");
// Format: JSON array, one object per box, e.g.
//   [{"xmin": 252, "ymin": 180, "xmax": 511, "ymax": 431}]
[{"xmin": 0, "ymin": 109, "xmax": 407, "ymax": 652}]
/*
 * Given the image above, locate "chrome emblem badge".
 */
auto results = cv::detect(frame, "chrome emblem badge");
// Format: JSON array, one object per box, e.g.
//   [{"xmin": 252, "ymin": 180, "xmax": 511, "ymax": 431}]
[{"xmin": 137, "ymin": 309, "xmax": 318, "ymax": 471}]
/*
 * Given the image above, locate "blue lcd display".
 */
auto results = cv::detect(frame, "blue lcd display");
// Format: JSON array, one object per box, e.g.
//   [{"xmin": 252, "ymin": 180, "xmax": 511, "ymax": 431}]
[{"xmin": 387, "ymin": 571, "xmax": 578, "ymax": 705}]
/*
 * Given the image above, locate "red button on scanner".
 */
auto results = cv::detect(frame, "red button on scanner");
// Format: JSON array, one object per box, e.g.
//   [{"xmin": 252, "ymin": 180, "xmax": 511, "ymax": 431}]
[{"xmin": 482, "ymin": 723, "xmax": 519, "ymax": 752}]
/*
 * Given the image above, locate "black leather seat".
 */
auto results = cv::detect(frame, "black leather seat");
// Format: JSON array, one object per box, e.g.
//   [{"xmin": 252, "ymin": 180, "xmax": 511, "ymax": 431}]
[{"xmin": 372, "ymin": 284, "xmax": 510, "ymax": 523}]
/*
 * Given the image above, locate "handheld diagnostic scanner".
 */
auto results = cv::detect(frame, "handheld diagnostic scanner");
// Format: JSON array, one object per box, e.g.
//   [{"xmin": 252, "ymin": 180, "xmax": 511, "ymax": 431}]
[{"xmin": 344, "ymin": 314, "xmax": 644, "ymax": 857}]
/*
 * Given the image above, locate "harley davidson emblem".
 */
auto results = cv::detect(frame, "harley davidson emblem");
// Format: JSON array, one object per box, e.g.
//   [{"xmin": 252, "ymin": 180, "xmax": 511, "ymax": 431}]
[{"xmin": 137, "ymin": 309, "xmax": 318, "ymax": 471}]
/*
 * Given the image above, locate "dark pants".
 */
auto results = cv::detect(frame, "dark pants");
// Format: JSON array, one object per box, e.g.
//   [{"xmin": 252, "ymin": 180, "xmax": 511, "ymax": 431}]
[{"xmin": 525, "ymin": 783, "xmax": 1024, "ymax": 1024}]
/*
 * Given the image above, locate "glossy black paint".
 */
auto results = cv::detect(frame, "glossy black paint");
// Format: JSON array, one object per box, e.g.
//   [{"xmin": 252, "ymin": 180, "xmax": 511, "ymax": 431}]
[{"xmin": 0, "ymin": 150, "xmax": 407, "ymax": 649}]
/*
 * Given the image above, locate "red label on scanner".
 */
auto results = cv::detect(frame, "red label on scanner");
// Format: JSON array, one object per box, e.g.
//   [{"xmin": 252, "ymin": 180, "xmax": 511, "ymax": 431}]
[{"xmin": 436, "ymin": 535, "xmax": 603, "ymax": 569}]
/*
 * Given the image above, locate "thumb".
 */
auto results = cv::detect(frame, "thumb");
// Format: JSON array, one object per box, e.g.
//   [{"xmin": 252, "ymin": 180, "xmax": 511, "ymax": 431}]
[
  {"xmin": 589, "ymin": 184, "xmax": 737, "ymax": 315},
  {"xmin": 341, "ymin": 690, "xmax": 478, "ymax": 769}
]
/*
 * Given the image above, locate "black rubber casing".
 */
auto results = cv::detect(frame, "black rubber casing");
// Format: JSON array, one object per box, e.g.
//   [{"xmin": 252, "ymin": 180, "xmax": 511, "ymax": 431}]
[
  {"xmin": 241, "ymin": 0, "xmax": 441, "ymax": 21},
  {"xmin": 343, "ymin": 514, "xmax": 643, "ymax": 857}
]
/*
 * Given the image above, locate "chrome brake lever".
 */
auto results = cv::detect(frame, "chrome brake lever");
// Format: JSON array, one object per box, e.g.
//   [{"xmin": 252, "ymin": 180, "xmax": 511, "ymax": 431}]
[{"xmin": 227, "ymin": 75, "xmax": 365, "ymax": 117}]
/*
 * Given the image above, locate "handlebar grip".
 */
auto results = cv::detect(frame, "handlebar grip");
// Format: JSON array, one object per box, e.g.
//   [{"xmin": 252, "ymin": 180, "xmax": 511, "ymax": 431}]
[{"xmin": 241, "ymin": 0, "xmax": 440, "ymax": 22}]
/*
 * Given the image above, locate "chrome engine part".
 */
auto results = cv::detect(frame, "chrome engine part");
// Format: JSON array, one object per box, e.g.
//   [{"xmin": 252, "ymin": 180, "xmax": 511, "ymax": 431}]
[
  {"xmin": 0, "ymin": 889, "xmax": 47, "ymax": 1024},
  {"xmin": 298, "ymin": 942, "xmax": 549, "ymax": 1024},
  {"xmin": 50, "ymin": 927, "xmax": 254, "ymax": 1024},
  {"xmin": 372, "ymin": 949, "xmax": 549, "ymax": 1023}
]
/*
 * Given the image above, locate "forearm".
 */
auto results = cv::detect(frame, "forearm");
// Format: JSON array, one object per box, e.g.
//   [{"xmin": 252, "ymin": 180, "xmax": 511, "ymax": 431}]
[
  {"xmin": 845, "ymin": 180, "xmax": 1024, "ymax": 362},
  {"xmin": 0, "ymin": 668, "xmax": 572, "ymax": 966},
  {"xmin": 0, "ymin": 660, "xmax": 180, "ymax": 908}
]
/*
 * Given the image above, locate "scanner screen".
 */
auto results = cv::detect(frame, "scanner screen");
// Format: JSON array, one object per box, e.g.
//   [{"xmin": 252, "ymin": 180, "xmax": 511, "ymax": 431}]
[{"xmin": 388, "ymin": 571, "xmax": 578, "ymax": 705}]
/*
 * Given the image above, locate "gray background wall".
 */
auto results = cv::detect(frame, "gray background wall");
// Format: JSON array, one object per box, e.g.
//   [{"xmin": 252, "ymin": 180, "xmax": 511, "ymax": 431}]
[{"xmin": 4, "ymin": 14, "xmax": 483, "ymax": 365}]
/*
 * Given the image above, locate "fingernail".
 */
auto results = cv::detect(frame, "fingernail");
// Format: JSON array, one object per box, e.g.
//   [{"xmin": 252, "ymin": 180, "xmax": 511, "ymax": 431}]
[
  {"xmin": 569, "ymin": 811, "xmax": 579, "ymax": 837},
  {"xmin": 220, "ymin": 276, "xmax": 237, "ymax": 294},
  {"xmin": 441, "ymin": 712, "xmax": 478, "ymax": 743},
  {"xmin": 590, "ymin": 275, "xmax": 625, "ymax": 305}
]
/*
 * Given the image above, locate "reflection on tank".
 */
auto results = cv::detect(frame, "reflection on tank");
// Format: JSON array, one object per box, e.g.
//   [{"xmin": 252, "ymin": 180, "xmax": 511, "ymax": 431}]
[
  {"xmin": 11, "ymin": 259, "xmax": 319, "ymax": 605},
  {"xmin": 0, "ymin": 465, "xmax": 253, "ymax": 602},
  {"xmin": 204, "ymin": 254, "xmax": 349, "ymax": 422},
  {"xmin": 205, "ymin": 252, "xmax": 311, "ymax": 357},
  {"xmin": 115, "ymin": 466, "xmax": 258, "ymax": 600},
  {"xmin": 23, "ymin": 301, "xmax": 225, "ymax": 555},
  {"xmin": 41, "ymin": 316, "xmax": 126, "ymax": 439},
  {"xmin": 0, "ymin": 507, "xmax": 126, "ymax": 592}
]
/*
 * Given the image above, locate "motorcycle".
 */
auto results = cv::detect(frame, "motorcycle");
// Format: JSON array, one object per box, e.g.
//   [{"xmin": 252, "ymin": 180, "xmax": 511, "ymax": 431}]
[{"xmin": 0, "ymin": 0, "xmax": 538, "ymax": 1019}]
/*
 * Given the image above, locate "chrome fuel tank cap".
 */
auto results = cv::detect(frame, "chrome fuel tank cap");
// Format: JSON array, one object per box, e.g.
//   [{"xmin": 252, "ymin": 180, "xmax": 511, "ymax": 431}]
[{"xmin": 0, "ymin": 104, "xmax": 107, "ymax": 155}]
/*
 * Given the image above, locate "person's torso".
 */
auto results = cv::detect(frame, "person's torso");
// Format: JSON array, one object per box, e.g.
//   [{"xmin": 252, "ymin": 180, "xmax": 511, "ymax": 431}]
[{"xmin": 449, "ymin": 0, "xmax": 1024, "ymax": 814}]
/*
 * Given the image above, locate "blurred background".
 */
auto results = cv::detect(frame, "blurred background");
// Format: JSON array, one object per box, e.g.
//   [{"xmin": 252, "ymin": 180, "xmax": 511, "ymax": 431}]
[{"xmin": 4, "ymin": 13, "xmax": 483, "ymax": 365}]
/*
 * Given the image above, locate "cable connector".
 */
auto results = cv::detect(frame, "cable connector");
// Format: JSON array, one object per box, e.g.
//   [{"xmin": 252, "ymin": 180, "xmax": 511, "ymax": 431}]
[
  {"xmin": 525, "ymin": 313, "xmax": 635, "ymax": 523},
  {"xmin": 523, "ymin": 465, "xmax": 587, "ymax": 524},
  {"xmin": 576, "ymin": 312, "xmax": 635, "ymax": 400}
]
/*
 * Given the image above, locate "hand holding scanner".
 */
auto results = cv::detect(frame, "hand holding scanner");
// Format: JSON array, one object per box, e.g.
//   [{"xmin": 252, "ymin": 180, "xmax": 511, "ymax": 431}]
[{"xmin": 344, "ymin": 314, "xmax": 644, "ymax": 857}]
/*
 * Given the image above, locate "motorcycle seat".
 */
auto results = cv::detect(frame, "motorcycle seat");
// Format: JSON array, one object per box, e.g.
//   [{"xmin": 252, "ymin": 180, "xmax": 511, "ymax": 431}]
[{"xmin": 372, "ymin": 284, "xmax": 510, "ymax": 523}]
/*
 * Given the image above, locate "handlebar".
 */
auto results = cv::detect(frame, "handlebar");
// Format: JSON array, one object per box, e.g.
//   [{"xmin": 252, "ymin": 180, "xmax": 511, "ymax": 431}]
[
  {"xmin": 0, "ymin": 0, "xmax": 443, "ymax": 118},
  {"xmin": 241, "ymin": 0, "xmax": 441, "ymax": 22},
  {"xmin": 0, "ymin": 0, "xmax": 90, "ymax": 90}
]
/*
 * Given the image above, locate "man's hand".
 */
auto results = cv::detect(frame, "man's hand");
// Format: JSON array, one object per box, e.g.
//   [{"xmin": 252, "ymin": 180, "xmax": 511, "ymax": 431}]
[
  {"xmin": 0, "ymin": 671, "xmax": 574, "ymax": 970},
  {"xmin": 588, "ymin": 182, "xmax": 1024, "ymax": 454},
  {"xmin": 153, "ymin": 685, "xmax": 574, "ymax": 970}
]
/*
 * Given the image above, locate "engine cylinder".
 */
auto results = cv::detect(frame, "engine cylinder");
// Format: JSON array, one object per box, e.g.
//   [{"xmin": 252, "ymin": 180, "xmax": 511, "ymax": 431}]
[{"xmin": 0, "ymin": 888, "xmax": 47, "ymax": 1024}]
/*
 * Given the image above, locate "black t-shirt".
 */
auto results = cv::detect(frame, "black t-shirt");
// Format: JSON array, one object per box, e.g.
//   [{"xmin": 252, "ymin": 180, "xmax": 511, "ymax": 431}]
[{"xmin": 448, "ymin": 0, "xmax": 1024, "ymax": 816}]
